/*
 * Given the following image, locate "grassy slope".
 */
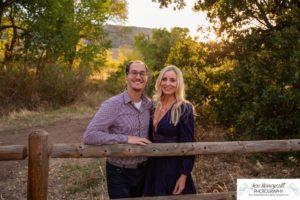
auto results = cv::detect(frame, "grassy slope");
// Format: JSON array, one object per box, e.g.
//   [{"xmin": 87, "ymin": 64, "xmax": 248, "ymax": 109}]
[{"xmin": 0, "ymin": 79, "xmax": 111, "ymax": 132}]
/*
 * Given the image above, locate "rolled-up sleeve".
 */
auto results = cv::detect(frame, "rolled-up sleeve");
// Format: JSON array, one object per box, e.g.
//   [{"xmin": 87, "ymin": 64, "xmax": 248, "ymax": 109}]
[{"xmin": 83, "ymin": 99, "xmax": 128, "ymax": 145}]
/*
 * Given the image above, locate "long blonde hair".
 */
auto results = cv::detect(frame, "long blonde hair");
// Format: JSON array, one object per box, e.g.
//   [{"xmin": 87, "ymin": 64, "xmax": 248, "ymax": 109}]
[{"xmin": 153, "ymin": 65, "xmax": 189, "ymax": 125}]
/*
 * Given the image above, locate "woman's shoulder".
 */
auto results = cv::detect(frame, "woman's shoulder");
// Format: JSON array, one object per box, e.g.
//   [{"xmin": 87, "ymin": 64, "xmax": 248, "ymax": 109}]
[
  {"xmin": 180, "ymin": 101, "xmax": 193, "ymax": 113},
  {"xmin": 179, "ymin": 101, "xmax": 194, "ymax": 121},
  {"xmin": 178, "ymin": 101, "xmax": 194, "ymax": 124}
]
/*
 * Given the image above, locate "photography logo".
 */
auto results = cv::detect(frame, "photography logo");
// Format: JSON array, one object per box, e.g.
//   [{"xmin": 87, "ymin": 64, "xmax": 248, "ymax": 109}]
[{"xmin": 237, "ymin": 179, "xmax": 300, "ymax": 200}]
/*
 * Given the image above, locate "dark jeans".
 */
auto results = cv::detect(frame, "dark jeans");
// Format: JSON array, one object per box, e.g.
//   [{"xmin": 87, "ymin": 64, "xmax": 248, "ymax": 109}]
[{"xmin": 106, "ymin": 161, "xmax": 146, "ymax": 199}]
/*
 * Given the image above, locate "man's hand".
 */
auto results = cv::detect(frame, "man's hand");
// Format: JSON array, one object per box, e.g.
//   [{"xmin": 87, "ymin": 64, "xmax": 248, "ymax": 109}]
[
  {"xmin": 172, "ymin": 174, "xmax": 187, "ymax": 195},
  {"xmin": 127, "ymin": 135, "xmax": 151, "ymax": 145}
]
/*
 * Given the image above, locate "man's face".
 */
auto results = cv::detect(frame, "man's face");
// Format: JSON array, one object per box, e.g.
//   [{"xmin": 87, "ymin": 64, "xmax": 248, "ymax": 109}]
[{"xmin": 125, "ymin": 62, "xmax": 148, "ymax": 92}]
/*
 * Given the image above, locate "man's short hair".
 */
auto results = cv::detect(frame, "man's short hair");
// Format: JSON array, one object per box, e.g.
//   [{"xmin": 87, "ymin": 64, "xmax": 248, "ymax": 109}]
[{"xmin": 126, "ymin": 60, "xmax": 149, "ymax": 74}]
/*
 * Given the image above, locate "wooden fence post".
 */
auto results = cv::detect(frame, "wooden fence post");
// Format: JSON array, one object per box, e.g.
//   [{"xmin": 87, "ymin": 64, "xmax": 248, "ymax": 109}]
[{"xmin": 28, "ymin": 130, "xmax": 49, "ymax": 200}]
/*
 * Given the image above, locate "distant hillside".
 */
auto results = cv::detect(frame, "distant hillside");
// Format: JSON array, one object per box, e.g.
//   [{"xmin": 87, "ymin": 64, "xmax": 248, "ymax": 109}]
[{"xmin": 105, "ymin": 24, "xmax": 152, "ymax": 48}]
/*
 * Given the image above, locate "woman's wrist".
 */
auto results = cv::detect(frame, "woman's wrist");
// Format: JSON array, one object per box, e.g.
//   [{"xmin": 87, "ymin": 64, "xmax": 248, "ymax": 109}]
[{"xmin": 180, "ymin": 174, "xmax": 187, "ymax": 179}]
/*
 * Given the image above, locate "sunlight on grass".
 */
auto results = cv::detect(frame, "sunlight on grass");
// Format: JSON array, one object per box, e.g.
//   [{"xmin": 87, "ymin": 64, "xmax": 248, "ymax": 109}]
[
  {"xmin": 0, "ymin": 105, "xmax": 91, "ymax": 132},
  {"xmin": 0, "ymin": 80, "xmax": 112, "ymax": 132}
]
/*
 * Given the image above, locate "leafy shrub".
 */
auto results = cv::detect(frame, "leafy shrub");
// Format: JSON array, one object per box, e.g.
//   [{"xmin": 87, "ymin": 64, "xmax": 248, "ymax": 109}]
[
  {"xmin": 37, "ymin": 63, "xmax": 88, "ymax": 107},
  {"xmin": 212, "ymin": 27, "xmax": 300, "ymax": 140},
  {"xmin": 104, "ymin": 61, "xmax": 127, "ymax": 95},
  {"xmin": 0, "ymin": 64, "xmax": 37, "ymax": 113},
  {"xmin": 0, "ymin": 62, "xmax": 88, "ymax": 114}
]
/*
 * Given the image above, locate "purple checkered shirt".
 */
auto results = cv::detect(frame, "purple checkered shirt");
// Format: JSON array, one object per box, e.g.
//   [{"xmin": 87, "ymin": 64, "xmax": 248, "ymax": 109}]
[{"xmin": 83, "ymin": 90, "xmax": 152, "ymax": 165}]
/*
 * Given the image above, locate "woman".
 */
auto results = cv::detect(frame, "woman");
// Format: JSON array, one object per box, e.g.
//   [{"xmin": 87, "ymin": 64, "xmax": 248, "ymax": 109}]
[{"xmin": 144, "ymin": 65, "xmax": 196, "ymax": 196}]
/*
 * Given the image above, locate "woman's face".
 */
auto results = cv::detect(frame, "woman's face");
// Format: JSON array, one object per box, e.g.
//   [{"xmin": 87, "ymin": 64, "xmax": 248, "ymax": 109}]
[{"xmin": 160, "ymin": 70, "xmax": 177, "ymax": 96}]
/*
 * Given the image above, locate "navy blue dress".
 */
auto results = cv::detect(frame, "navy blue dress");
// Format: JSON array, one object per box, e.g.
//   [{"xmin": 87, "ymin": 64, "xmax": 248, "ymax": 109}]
[{"xmin": 144, "ymin": 102, "xmax": 196, "ymax": 196}]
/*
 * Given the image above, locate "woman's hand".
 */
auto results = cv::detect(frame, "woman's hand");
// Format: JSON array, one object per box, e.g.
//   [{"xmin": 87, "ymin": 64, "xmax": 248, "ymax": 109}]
[{"xmin": 172, "ymin": 174, "xmax": 187, "ymax": 195}]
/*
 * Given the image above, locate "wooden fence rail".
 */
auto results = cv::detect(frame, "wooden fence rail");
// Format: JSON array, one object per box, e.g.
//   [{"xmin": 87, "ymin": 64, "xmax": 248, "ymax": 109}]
[
  {"xmin": 1, "ymin": 129, "xmax": 300, "ymax": 200},
  {"xmin": 51, "ymin": 139, "xmax": 300, "ymax": 158},
  {"xmin": 0, "ymin": 145, "xmax": 27, "ymax": 161}
]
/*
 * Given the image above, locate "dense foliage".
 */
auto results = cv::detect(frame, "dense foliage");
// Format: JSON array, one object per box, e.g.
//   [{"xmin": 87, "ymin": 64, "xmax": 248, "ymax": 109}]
[
  {"xmin": 0, "ymin": 0, "xmax": 127, "ymax": 112},
  {"xmin": 143, "ymin": 0, "xmax": 300, "ymax": 139},
  {"xmin": 134, "ymin": 27, "xmax": 191, "ymax": 94}
]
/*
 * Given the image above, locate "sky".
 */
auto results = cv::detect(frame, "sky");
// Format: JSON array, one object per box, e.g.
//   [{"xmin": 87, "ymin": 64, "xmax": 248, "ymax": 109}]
[{"xmin": 113, "ymin": 0, "xmax": 216, "ymax": 41}]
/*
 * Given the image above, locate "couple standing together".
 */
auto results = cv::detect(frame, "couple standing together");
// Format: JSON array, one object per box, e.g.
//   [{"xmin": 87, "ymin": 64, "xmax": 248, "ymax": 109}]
[{"xmin": 83, "ymin": 60, "xmax": 196, "ymax": 199}]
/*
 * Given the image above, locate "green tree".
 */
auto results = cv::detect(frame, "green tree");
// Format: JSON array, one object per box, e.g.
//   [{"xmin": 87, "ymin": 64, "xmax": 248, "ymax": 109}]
[
  {"xmin": 167, "ymin": 36, "xmax": 208, "ymax": 103},
  {"xmin": 135, "ymin": 27, "xmax": 189, "ymax": 71},
  {"xmin": 213, "ymin": 26, "xmax": 300, "ymax": 139},
  {"xmin": 0, "ymin": 0, "xmax": 127, "ymax": 112},
  {"xmin": 134, "ymin": 27, "xmax": 190, "ymax": 94},
  {"xmin": 153, "ymin": 0, "xmax": 300, "ymax": 139}
]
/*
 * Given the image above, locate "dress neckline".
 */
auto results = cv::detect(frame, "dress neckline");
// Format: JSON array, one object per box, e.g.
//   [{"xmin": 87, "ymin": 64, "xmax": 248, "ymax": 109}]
[{"xmin": 153, "ymin": 103, "xmax": 175, "ymax": 133}]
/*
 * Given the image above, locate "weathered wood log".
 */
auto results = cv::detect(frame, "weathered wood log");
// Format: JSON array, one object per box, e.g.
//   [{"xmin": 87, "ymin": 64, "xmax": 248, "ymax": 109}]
[
  {"xmin": 0, "ymin": 145, "xmax": 27, "ymax": 161},
  {"xmin": 119, "ymin": 191, "xmax": 236, "ymax": 200},
  {"xmin": 50, "ymin": 139, "xmax": 300, "ymax": 158},
  {"xmin": 28, "ymin": 130, "xmax": 49, "ymax": 200}
]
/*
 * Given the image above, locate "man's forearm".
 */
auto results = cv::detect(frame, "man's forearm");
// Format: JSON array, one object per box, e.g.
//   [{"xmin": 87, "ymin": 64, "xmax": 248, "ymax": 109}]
[{"xmin": 83, "ymin": 130, "xmax": 128, "ymax": 145}]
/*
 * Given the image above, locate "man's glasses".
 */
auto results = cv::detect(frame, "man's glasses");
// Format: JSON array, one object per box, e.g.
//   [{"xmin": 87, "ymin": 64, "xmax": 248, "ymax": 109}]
[{"xmin": 127, "ymin": 70, "xmax": 148, "ymax": 78}]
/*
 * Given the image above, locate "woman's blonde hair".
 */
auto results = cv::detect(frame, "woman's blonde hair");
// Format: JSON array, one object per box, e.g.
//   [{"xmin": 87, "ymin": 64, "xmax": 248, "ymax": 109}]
[{"xmin": 153, "ymin": 65, "xmax": 189, "ymax": 125}]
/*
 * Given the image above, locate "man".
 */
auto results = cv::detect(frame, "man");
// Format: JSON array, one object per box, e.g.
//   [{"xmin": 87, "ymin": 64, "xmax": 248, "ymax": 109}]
[{"xmin": 83, "ymin": 60, "xmax": 152, "ymax": 199}]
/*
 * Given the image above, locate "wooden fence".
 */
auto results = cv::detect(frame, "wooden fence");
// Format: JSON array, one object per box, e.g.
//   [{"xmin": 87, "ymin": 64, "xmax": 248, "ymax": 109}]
[{"xmin": 1, "ymin": 129, "xmax": 300, "ymax": 200}]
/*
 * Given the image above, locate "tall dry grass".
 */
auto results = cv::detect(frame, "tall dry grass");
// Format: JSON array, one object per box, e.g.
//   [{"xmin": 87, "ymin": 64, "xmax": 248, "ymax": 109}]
[{"xmin": 0, "ymin": 78, "xmax": 111, "ymax": 132}]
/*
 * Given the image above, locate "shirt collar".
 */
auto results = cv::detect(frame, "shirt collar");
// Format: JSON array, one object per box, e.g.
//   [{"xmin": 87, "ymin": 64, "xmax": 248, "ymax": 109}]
[
  {"xmin": 123, "ymin": 90, "xmax": 132, "ymax": 104},
  {"xmin": 123, "ymin": 90, "xmax": 151, "ymax": 106}
]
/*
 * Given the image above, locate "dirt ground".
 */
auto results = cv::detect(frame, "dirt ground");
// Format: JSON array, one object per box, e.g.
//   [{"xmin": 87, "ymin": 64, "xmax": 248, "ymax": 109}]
[
  {"xmin": 0, "ymin": 117, "xmax": 95, "ymax": 199},
  {"xmin": 1, "ymin": 117, "xmax": 299, "ymax": 200}
]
